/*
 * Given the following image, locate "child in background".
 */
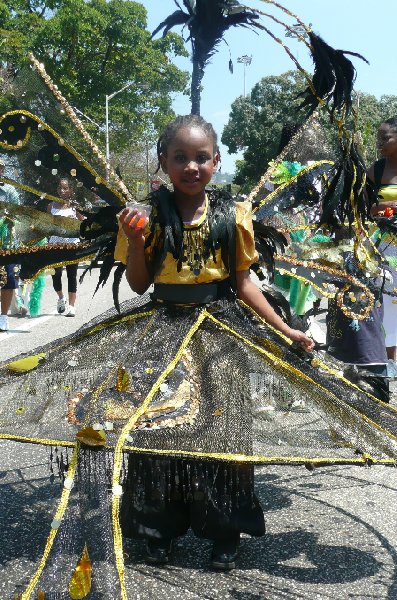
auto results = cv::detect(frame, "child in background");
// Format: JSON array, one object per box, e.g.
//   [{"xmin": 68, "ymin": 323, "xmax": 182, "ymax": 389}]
[
  {"xmin": 326, "ymin": 226, "xmax": 389, "ymax": 403},
  {"xmin": 48, "ymin": 177, "xmax": 83, "ymax": 317}
]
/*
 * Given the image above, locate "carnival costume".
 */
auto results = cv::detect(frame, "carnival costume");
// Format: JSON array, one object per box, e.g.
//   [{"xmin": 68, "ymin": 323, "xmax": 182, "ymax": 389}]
[{"xmin": 1, "ymin": 2, "xmax": 397, "ymax": 598}]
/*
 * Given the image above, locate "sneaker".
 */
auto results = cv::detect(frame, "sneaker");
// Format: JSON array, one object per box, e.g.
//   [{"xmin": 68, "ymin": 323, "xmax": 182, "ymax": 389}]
[
  {"xmin": 144, "ymin": 540, "xmax": 172, "ymax": 565},
  {"xmin": 57, "ymin": 297, "xmax": 66, "ymax": 314},
  {"xmin": 65, "ymin": 306, "xmax": 76, "ymax": 317},
  {"xmin": 211, "ymin": 539, "xmax": 239, "ymax": 571},
  {"xmin": 0, "ymin": 315, "xmax": 9, "ymax": 332}
]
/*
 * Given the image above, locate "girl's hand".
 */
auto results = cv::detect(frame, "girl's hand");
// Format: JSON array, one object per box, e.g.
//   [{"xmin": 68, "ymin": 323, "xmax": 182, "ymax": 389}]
[
  {"xmin": 288, "ymin": 329, "xmax": 314, "ymax": 352},
  {"xmin": 119, "ymin": 208, "xmax": 149, "ymax": 245}
]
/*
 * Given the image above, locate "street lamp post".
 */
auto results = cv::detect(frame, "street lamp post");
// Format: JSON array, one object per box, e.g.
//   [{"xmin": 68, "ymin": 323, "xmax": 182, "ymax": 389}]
[
  {"xmin": 237, "ymin": 55, "xmax": 252, "ymax": 96},
  {"xmin": 105, "ymin": 81, "xmax": 136, "ymax": 180}
]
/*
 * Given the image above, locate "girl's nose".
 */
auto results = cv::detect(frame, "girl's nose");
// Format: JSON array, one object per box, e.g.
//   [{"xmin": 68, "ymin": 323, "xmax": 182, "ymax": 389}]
[{"xmin": 185, "ymin": 160, "xmax": 198, "ymax": 170}]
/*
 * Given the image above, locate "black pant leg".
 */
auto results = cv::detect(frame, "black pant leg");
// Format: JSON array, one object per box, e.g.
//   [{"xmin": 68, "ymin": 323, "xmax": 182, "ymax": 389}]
[
  {"xmin": 120, "ymin": 455, "xmax": 190, "ymax": 542},
  {"xmin": 189, "ymin": 462, "xmax": 265, "ymax": 542}
]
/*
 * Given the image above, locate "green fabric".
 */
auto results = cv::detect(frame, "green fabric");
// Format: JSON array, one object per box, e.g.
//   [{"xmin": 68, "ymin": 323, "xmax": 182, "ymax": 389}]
[
  {"xmin": 289, "ymin": 279, "xmax": 313, "ymax": 315},
  {"xmin": 29, "ymin": 273, "xmax": 46, "ymax": 317},
  {"xmin": 311, "ymin": 233, "xmax": 331, "ymax": 243}
]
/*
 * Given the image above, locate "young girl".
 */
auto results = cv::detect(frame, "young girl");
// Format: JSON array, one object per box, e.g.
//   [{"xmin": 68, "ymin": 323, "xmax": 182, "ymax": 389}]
[
  {"xmin": 1, "ymin": 116, "xmax": 396, "ymax": 596},
  {"xmin": 48, "ymin": 177, "xmax": 84, "ymax": 317},
  {"xmin": 116, "ymin": 114, "xmax": 313, "ymax": 569}
]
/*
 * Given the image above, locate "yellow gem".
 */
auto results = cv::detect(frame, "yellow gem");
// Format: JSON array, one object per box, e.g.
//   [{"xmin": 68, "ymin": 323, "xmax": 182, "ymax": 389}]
[
  {"xmin": 76, "ymin": 426, "xmax": 106, "ymax": 447},
  {"xmin": 116, "ymin": 366, "xmax": 129, "ymax": 392},
  {"xmin": 70, "ymin": 169, "xmax": 77, "ymax": 177}
]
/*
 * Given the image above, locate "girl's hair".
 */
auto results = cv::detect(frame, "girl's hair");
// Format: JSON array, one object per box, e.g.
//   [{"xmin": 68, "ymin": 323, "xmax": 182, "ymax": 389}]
[
  {"xmin": 58, "ymin": 177, "xmax": 73, "ymax": 189},
  {"xmin": 383, "ymin": 116, "xmax": 397, "ymax": 130},
  {"xmin": 156, "ymin": 115, "xmax": 219, "ymax": 170}
]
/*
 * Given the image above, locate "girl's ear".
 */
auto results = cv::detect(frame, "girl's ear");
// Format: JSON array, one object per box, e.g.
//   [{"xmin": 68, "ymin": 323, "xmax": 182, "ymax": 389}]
[
  {"xmin": 159, "ymin": 153, "xmax": 168, "ymax": 174},
  {"xmin": 212, "ymin": 152, "xmax": 220, "ymax": 172}
]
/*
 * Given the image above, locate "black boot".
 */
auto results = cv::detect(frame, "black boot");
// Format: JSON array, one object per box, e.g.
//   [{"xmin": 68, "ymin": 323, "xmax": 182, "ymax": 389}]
[
  {"xmin": 211, "ymin": 538, "xmax": 239, "ymax": 570},
  {"xmin": 145, "ymin": 539, "xmax": 173, "ymax": 565}
]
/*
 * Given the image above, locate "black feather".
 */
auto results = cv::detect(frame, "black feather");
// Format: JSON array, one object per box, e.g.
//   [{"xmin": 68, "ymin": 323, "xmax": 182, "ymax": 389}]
[
  {"xmin": 343, "ymin": 366, "xmax": 390, "ymax": 403},
  {"xmin": 299, "ymin": 32, "xmax": 368, "ymax": 120},
  {"xmin": 320, "ymin": 140, "xmax": 368, "ymax": 229},
  {"xmin": 112, "ymin": 262, "xmax": 126, "ymax": 313},
  {"xmin": 94, "ymin": 254, "xmax": 116, "ymax": 295},
  {"xmin": 253, "ymin": 221, "xmax": 287, "ymax": 280}
]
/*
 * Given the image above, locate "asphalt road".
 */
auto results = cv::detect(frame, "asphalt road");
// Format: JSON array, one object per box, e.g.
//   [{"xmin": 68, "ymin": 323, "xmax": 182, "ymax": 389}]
[{"xmin": 0, "ymin": 270, "xmax": 396, "ymax": 600}]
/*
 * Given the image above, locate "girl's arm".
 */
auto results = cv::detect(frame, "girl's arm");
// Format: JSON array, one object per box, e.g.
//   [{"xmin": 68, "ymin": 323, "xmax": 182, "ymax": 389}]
[
  {"xmin": 119, "ymin": 208, "xmax": 152, "ymax": 294},
  {"xmin": 236, "ymin": 270, "xmax": 314, "ymax": 351}
]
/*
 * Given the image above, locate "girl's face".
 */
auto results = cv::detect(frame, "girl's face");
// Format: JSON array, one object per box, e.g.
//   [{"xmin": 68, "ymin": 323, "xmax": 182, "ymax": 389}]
[
  {"xmin": 57, "ymin": 179, "xmax": 73, "ymax": 200},
  {"xmin": 377, "ymin": 123, "xmax": 397, "ymax": 158},
  {"xmin": 160, "ymin": 126, "xmax": 219, "ymax": 199}
]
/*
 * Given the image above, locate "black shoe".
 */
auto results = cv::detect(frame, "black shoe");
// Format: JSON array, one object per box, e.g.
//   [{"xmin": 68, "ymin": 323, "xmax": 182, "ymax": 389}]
[
  {"xmin": 144, "ymin": 539, "xmax": 172, "ymax": 565},
  {"xmin": 211, "ymin": 539, "xmax": 239, "ymax": 570}
]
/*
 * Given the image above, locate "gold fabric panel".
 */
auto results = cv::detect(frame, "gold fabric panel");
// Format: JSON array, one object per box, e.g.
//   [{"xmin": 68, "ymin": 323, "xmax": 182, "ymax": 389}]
[{"xmin": 113, "ymin": 199, "xmax": 258, "ymax": 282}]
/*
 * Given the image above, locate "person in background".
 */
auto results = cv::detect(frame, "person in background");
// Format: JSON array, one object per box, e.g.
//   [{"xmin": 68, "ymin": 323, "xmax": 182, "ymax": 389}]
[
  {"xmin": 0, "ymin": 158, "xmax": 20, "ymax": 331},
  {"xmin": 326, "ymin": 227, "xmax": 389, "ymax": 404},
  {"xmin": 48, "ymin": 177, "xmax": 84, "ymax": 317},
  {"xmin": 368, "ymin": 116, "xmax": 397, "ymax": 362}
]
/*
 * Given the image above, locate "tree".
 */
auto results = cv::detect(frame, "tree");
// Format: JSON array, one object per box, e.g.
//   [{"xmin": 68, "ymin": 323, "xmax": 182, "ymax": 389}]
[
  {"xmin": 152, "ymin": 0, "xmax": 261, "ymax": 115},
  {"xmin": 222, "ymin": 71, "xmax": 310, "ymax": 189},
  {"xmin": 0, "ymin": 0, "xmax": 189, "ymax": 152},
  {"xmin": 354, "ymin": 93, "xmax": 397, "ymax": 163},
  {"xmin": 221, "ymin": 71, "xmax": 397, "ymax": 191}
]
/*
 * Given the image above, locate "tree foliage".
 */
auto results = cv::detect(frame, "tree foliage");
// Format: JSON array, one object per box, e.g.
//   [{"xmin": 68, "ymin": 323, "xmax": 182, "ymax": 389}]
[
  {"xmin": 221, "ymin": 71, "xmax": 397, "ymax": 191},
  {"xmin": 0, "ymin": 0, "xmax": 189, "ymax": 154}
]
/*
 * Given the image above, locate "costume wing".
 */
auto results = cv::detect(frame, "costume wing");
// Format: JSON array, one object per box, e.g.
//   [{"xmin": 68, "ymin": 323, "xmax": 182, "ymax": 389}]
[{"xmin": 0, "ymin": 61, "xmax": 125, "ymax": 281}]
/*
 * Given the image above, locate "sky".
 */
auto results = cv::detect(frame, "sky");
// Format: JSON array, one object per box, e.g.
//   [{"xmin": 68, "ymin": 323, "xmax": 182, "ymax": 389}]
[{"xmin": 141, "ymin": 0, "xmax": 396, "ymax": 173}]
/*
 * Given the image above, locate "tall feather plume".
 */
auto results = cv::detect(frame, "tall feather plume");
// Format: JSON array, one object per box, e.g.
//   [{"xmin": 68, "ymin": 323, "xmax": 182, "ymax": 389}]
[
  {"xmin": 320, "ymin": 138, "xmax": 368, "ymax": 230},
  {"xmin": 299, "ymin": 32, "xmax": 368, "ymax": 120}
]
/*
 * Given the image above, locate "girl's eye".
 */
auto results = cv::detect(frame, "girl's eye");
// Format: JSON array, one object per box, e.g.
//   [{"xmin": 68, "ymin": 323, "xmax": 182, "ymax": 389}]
[
  {"xmin": 175, "ymin": 155, "xmax": 186, "ymax": 163},
  {"xmin": 197, "ymin": 154, "xmax": 210, "ymax": 164}
]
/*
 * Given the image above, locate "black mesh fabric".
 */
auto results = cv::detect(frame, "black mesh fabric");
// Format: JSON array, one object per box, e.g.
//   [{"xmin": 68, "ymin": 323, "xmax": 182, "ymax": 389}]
[{"xmin": 1, "ymin": 295, "xmax": 396, "ymax": 463}]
